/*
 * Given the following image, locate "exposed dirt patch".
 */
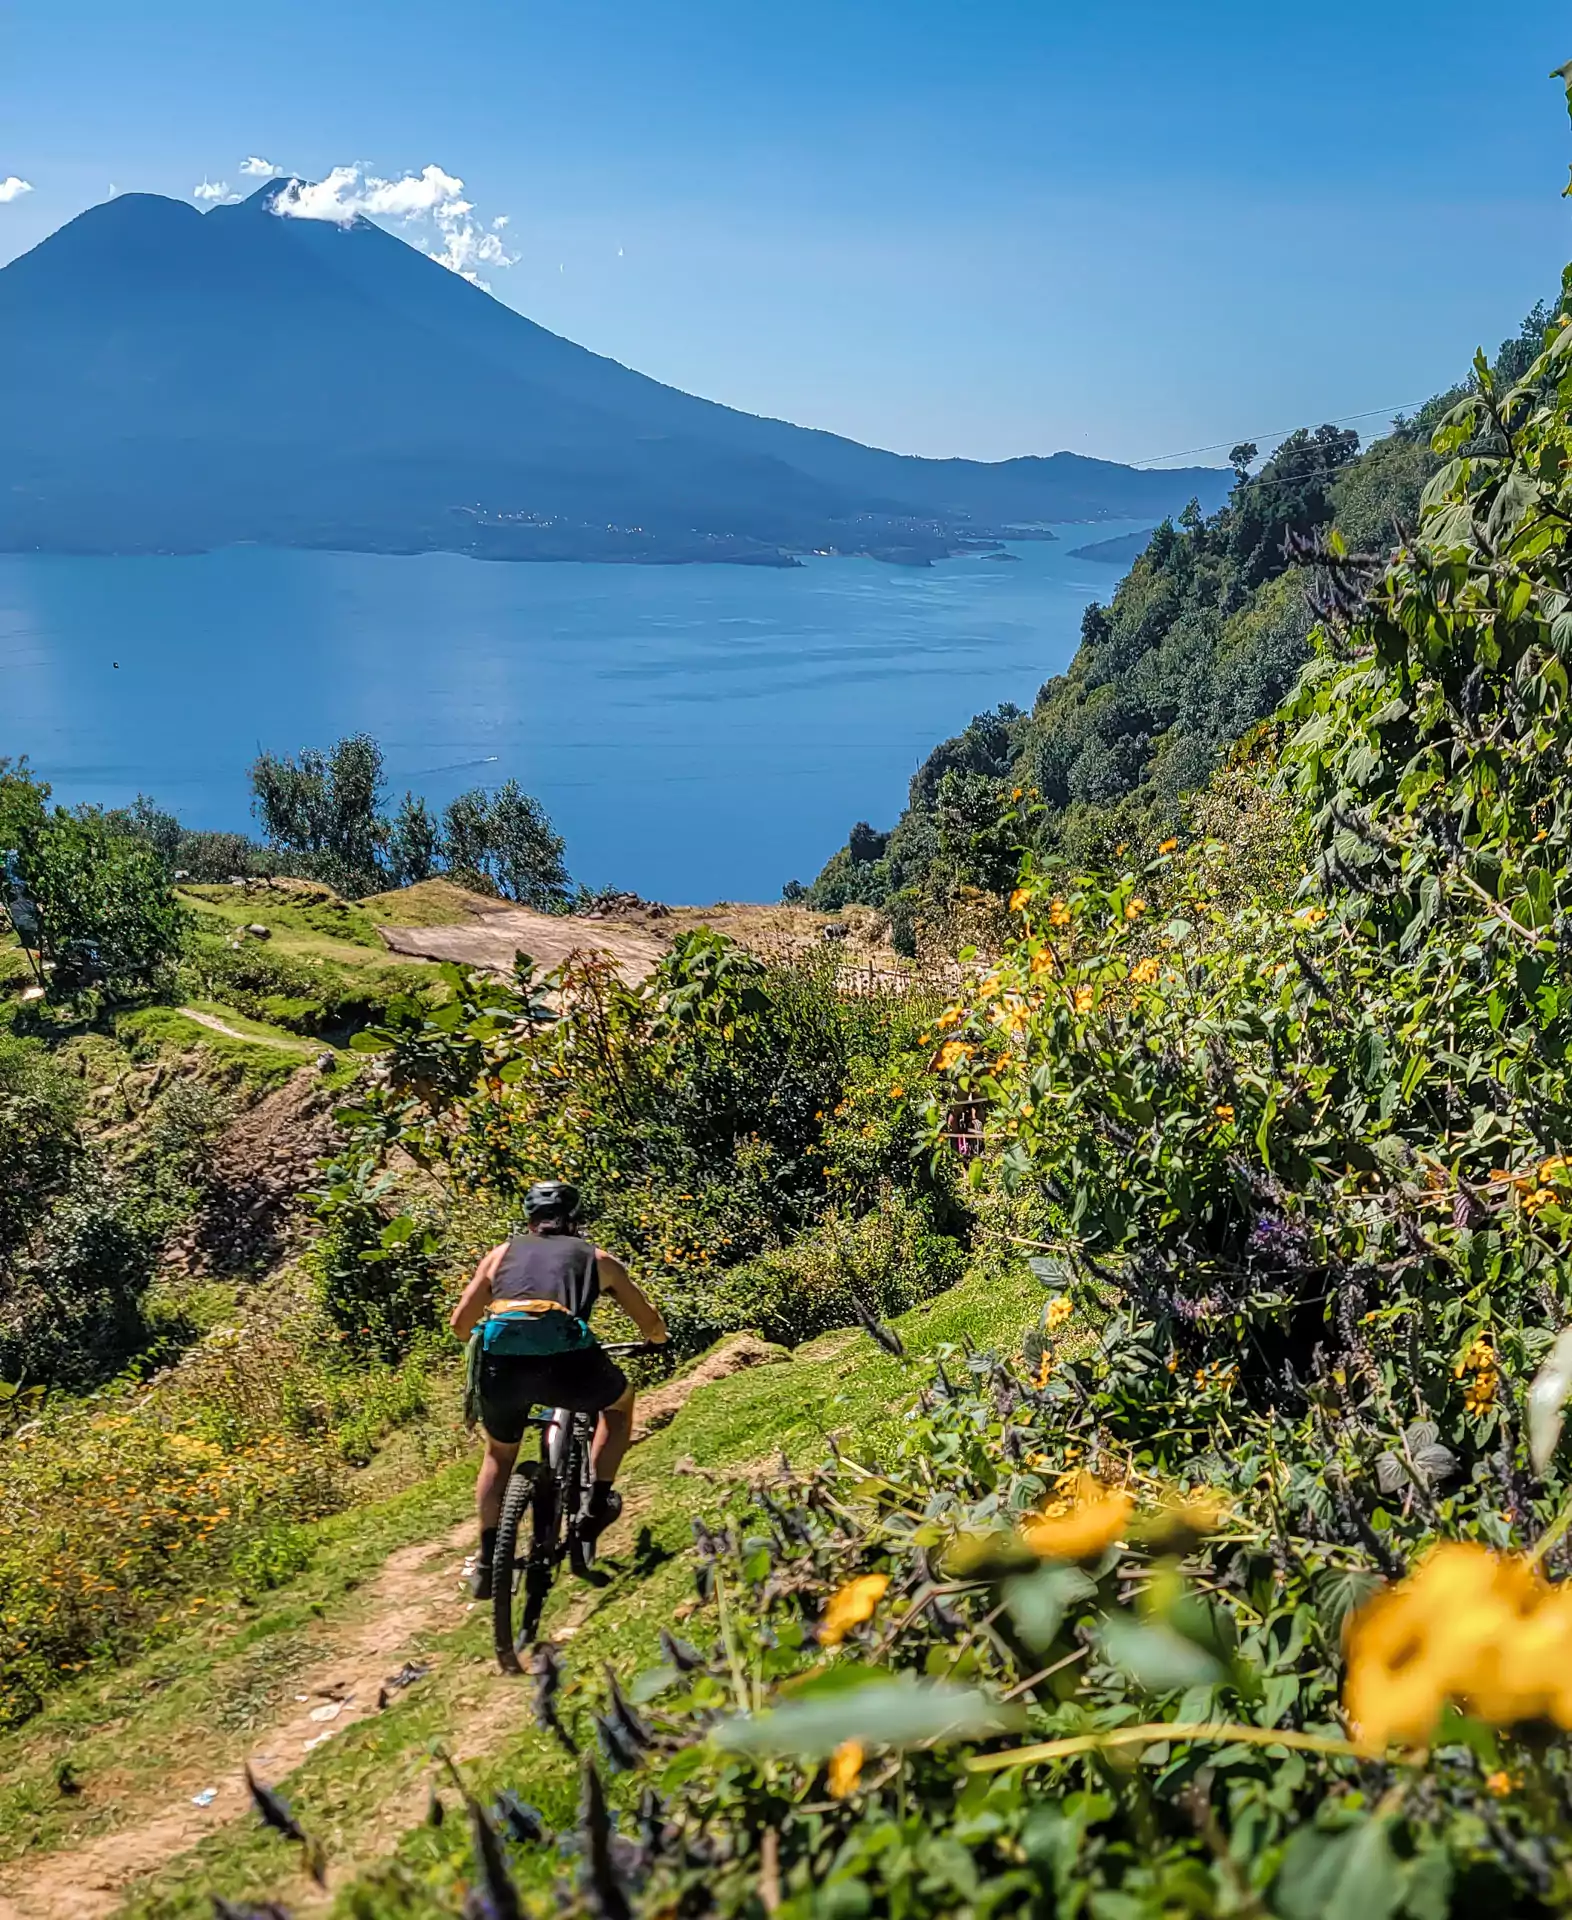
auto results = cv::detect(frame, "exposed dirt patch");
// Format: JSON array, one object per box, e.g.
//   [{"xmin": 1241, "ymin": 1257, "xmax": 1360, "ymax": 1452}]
[
  {"xmin": 376, "ymin": 904, "xmax": 671, "ymax": 984},
  {"xmin": 167, "ymin": 1067, "xmax": 340, "ymax": 1278},
  {"xmin": 372, "ymin": 894, "xmax": 913, "ymax": 991},
  {"xmin": 0, "ymin": 1526, "xmax": 476, "ymax": 1920},
  {"xmin": 632, "ymin": 1333, "xmax": 791, "ymax": 1442}
]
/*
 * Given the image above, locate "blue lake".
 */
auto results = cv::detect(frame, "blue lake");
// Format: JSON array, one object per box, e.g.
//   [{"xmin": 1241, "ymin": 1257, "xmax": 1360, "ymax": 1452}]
[{"xmin": 0, "ymin": 530, "xmax": 1143, "ymax": 903}]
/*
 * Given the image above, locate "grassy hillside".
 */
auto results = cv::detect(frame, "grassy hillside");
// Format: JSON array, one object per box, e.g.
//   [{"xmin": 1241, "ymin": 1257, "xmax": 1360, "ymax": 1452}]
[{"xmin": 0, "ymin": 1257, "xmax": 1042, "ymax": 1917}]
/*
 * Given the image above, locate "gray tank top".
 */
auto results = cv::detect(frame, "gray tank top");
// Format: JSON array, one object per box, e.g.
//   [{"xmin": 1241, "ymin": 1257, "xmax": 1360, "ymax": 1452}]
[{"xmin": 491, "ymin": 1232, "xmax": 600, "ymax": 1319}]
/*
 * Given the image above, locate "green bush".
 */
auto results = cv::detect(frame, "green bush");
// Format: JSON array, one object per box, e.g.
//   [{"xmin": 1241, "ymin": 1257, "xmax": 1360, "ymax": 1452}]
[
  {"xmin": 0, "ymin": 1171, "xmax": 161, "ymax": 1391},
  {"xmin": 308, "ymin": 1157, "xmax": 446, "ymax": 1363},
  {"xmin": 0, "ymin": 1032, "xmax": 81, "ymax": 1258},
  {"xmin": 0, "ymin": 1320, "xmax": 348, "ymax": 1727},
  {"xmin": 679, "ymin": 1189, "xmax": 965, "ymax": 1348},
  {"xmin": 229, "ymin": 1520, "xmax": 315, "ymax": 1597},
  {"xmin": 14, "ymin": 805, "xmax": 182, "ymax": 1000}
]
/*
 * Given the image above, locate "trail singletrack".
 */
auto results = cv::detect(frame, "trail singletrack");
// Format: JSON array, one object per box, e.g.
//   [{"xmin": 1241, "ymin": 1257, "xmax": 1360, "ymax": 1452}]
[
  {"xmin": 0, "ymin": 1524, "xmax": 475, "ymax": 1920},
  {"xmin": 0, "ymin": 1336, "xmax": 793, "ymax": 1918},
  {"xmin": 175, "ymin": 1007, "xmax": 317, "ymax": 1051}
]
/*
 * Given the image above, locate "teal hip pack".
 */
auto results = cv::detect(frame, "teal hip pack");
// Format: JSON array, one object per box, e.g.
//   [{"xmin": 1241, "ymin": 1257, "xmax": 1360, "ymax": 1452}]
[{"xmin": 481, "ymin": 1304, "xmax": 592, "ymax": 1358}]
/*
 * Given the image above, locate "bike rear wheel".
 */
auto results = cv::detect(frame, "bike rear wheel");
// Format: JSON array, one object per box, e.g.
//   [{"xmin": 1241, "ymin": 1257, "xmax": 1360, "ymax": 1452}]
[{"xmin": 492, "ymin": 1462, "xmax": 558, "ymax": 1671}]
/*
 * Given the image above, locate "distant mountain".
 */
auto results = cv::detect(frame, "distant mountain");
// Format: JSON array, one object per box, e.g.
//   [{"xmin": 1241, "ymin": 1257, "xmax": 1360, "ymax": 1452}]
[
  {"xmin": 1069, "ymin": 528, "xmax": 1156, "ymax": 564},
  {"xmin": 0, "ymin": 183, "xmax": 1231, "ymax": 565}
]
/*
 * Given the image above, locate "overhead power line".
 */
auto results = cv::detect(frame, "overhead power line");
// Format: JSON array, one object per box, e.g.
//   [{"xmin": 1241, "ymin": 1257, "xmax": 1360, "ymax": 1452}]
[{"xmin": 1130, "ymin": 401, "xmax": 1430, "ymax": 471}]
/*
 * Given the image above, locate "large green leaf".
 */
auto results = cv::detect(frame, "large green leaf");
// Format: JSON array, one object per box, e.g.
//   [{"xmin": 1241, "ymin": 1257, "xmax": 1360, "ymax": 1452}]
[
  {"xmin": 1273, "ymin": 1818, "xmax": 1409, "ymax": 1920},
  {"xmin": 1097, "ymin": 1613, "xmax": 1223, "ymax": 1692},
  {"xmin": 714, "ymin": 1673, "xmax": 1022, "ymax": 1760}
]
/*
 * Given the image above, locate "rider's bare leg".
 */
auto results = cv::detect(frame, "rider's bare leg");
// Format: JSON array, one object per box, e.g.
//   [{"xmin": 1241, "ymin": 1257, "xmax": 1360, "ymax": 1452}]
[
  {"xmin": 478, "ymin": 1433, "xmax": 520, "ymax": 1528},
  {"xmin": 590, "ymin": 1387, "xmax": 636, "ymax": 1486}
]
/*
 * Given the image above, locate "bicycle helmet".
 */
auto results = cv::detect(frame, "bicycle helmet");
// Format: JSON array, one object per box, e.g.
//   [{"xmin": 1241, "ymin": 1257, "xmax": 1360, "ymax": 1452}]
[{"xmin": 524, "ymin": 1179, "xmax": 581, "ymax": 1225}]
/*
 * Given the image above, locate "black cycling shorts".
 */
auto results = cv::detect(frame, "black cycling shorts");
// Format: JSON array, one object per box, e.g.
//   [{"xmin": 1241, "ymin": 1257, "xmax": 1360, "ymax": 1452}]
[{"xmin": 477, "ymin": 1346, "xmax": 630, "ymax": 1445}]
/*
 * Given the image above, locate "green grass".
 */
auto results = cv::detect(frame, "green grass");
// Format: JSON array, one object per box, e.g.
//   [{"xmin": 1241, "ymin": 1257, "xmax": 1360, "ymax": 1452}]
[
  {"xmin": 177, "ymin": 887, "xmax": 392, "ymax": 960},
  {"xmin": 73, "ymin": 1261, "xmax": 1041, "ymax": 1916},
  {"xmin": 114, "ymin": 1005, "xmax": 312, "ymax": 1094}
]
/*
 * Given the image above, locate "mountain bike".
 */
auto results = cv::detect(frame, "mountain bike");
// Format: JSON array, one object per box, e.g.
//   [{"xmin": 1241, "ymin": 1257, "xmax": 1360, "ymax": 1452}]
[{"xmin": 492, "ymin": 1341, "xmax": 671, "ymax": 1671}]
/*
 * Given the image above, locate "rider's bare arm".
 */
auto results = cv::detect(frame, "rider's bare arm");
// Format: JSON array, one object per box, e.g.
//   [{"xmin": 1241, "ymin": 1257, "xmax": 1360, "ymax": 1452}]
[
  {"xmin": 595, "ymin": 1250, "xmax": 669, "ymax": 1343},
  {"xmin": 450, "ymin": 1244, "xmax": 506, "ymax": 1340}
]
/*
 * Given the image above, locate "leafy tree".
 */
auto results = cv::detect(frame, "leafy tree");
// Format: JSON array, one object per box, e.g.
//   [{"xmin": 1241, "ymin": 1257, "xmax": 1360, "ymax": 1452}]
[
  {"xmin": 18, "ymin": 810, "xmax": 181, "ymax": 998},
  {"xmin": 0, "ymin": 758, "xmax": 48, "ymax": 853},
  {"xmin": 439, "ymin": 782, "xmax": 570, "ymax": 906},
  {"xmin": 387, "ymin": 791, "xmax": 443, "ymax": 887},
  {"xmin": 170, "ymin": 830, "xmax": 258, "ymax": 882},
  {"xmin": 440, "ymin": 787, "xmax": 495, "ymax": 892},
  {"xmin": 847, "ymin": 821, "xmax": 888, "ymax": 866},
  {"xmin": 488, "ymin": 779, "xmax": 570, "ymax": 908},
  {"xmin": 249, "ymin": 733, "xmax": 388, "ymax": 895}
]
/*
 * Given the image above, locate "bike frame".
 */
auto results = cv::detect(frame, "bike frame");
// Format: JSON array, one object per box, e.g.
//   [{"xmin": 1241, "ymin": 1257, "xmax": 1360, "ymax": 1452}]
[{"xmin": 492, "ymin": 1339, "xmax": 669, "ymax": 1668}]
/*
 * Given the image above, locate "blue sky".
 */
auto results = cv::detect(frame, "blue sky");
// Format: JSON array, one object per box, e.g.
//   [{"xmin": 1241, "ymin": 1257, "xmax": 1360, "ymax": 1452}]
[{"xmin": 1, "ymin": 0, "xmax": 1568, "ymax": 464}]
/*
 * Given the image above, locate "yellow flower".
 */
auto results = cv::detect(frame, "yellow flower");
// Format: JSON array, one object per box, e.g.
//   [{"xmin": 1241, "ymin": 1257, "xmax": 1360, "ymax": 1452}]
[
  {"xmin": 827, "ymin": 1740, "xmax": 865, "ymax": 1797},
  {"xmin": 1485, "ymin": 1770, "xmax": 1514, "ymax": 1797},
  {"xmin": 1115, "ymin": 842, "xmax": 1128, "ymax": 857},
  {"xmin": 1455, "ymin": 1339, "xmax": 1494, "ymax": 1376},
  {"xmin": 1044, "ymin": 1295, "xmax": 1072, "ymax": 1333},
  {"xmin": 1129, "ymin": 956, "xmax": 1160, "ymax": 985},
  {"xmin": 1214, "ymin": 1103, "xmax": 1235, "ymax": 1122},
  {"xmin": 1073, "ymin": 986, "xmax": 1095, "ymax": 1014},
  {"xmin": 935, "ymin": 1040, "xmax": 972, "ymax": 1071},
  {"xmin": 819, "ymin": 1573, "xmax": 890, "ymax": 1646},
  {"xmin": 1124, "ymin": 898, "xmax": 1147, "ymax": 920},
  {"xmin": 1343, "ymin": 1544, "xmax": 1572, "ymax": 1751},
  {"xmin": 1048, "ymin": 898, "xmax": 1071, "ymax": 928},
  {"xmin": 1011, "ymin": 785, "xmax": 1024, "ymax": 800},
  {"xmin": 936, "ymin": 1006, "xmax": 964, "ymax": 1031},
  {"xmin": 1158, "ymin": 838, "xmax": 1178, "ymax": 854},
  {"xmin": 1020, "ymin": 1475, "xmax": 1132, "ymax": 1562},
  {"xmin": 889, "ymin": 1085, "xmax": 905, "ymax": 1099},
  {"xmin": 1030, "ymin": 947, "xmax": 1057, "ymax": 977},
  {"xmin": 1009, "ymin": 887, "xmax": 1031, "ymax": 913}
]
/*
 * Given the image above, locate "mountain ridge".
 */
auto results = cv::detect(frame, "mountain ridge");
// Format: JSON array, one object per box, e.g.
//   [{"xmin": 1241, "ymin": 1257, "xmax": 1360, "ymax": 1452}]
[{"xmin": 0, "ymin": 182, "xmax": 1231, "ymax": 564}]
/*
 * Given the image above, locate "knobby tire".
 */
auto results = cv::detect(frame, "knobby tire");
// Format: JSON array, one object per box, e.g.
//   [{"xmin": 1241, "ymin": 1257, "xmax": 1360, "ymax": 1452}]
[{"xmin": 491, "ymin": 1467, "xmax": 536, "ymax": 1674}]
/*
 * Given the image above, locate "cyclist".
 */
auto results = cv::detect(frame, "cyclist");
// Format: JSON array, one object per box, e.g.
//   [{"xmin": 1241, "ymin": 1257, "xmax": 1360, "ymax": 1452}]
[{"xmin": 450, "ymin": 1180, "xmax": 669, "ymax": 1599}]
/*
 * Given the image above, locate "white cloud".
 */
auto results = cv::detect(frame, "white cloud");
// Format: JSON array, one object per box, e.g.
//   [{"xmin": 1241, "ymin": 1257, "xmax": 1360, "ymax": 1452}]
[
  {"xmin": 192, "ymin": 178, "xmax": 237, "ymax": 202},
  {"xmin": 0, "ymin": 176, "xmax": 33, "ymax": 203},
  {"xmin": 269, "ymin": 162, "xmax": 518, "ymax": 287},
  {"xmin": 239, "ymin": 156, "xmax": 279, "ymax": 177}
]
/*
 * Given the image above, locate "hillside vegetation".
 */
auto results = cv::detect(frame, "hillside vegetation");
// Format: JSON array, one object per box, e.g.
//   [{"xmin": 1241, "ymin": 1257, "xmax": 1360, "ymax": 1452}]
[
  {"xmin": 188, "ymin": 150, "xmax": 1572, "ymax": 1917},
  {"xmin": 10, "ymin": 88, "xmax": 1572, "ymax": 1920},
  {"xmin": 801, "ymin": 304, "xmax": 1559, "ymax": 952}
]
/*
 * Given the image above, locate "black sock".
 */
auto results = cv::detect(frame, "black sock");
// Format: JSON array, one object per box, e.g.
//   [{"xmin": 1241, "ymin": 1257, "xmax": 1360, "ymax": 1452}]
[
  {"xmin": 589, "ymin": 1479, "xmax": 615, "ymax": 1510},
  {"xmin": 480, "ymin": 1526, "xmax": 498, "ymax": 1564}
]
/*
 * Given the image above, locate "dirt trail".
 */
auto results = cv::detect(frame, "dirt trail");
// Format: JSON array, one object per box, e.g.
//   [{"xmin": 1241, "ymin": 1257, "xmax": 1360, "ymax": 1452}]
[
  {"xmin": 0, "ymin": 1524, "xmax": 474, "ymax": 1920},
  {"xmin": 0, "ymin": 1341, "xmax": 795, "ymax": 1918}
]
